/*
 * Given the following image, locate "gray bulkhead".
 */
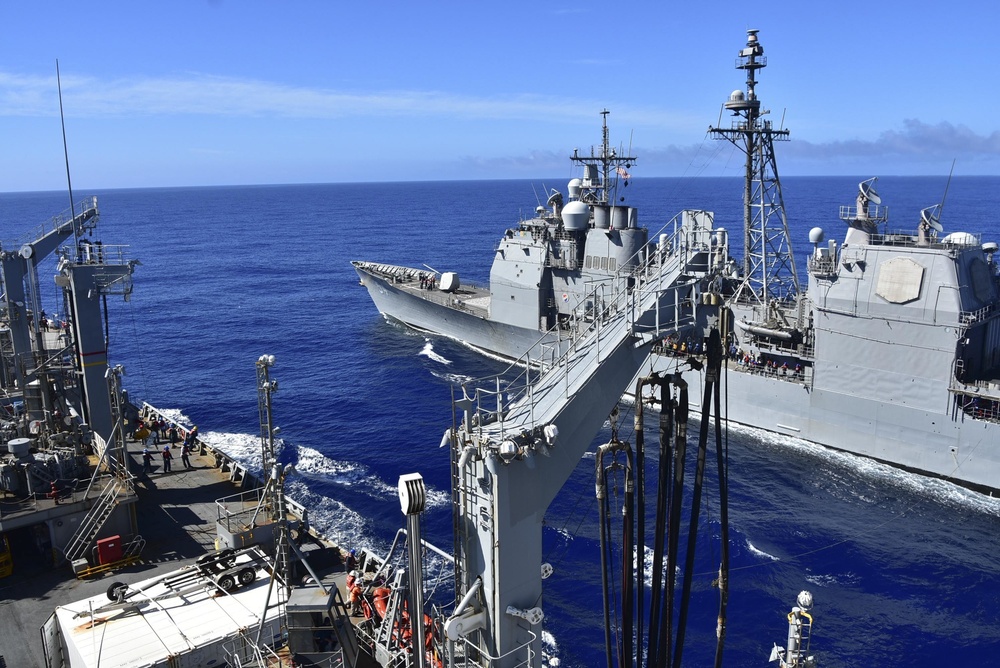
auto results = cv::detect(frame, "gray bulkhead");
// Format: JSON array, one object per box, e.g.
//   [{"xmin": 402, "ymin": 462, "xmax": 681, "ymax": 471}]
[
  {"xmin": 489, "ymin": 223, "xmax": 550, "ymax": 331},
  {"xmin": 810, "ymin": 238, "xmax": 995, "ymax": 414},
  {"xmin": 488, "ymin": 212, "xmax": 649, "ymax": 332}
]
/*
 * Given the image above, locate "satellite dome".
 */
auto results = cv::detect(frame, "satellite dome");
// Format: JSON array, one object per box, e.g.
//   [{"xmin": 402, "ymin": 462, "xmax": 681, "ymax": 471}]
[
  {"xmin": 729, "ymin": 90, "xmax": 745, "ymax": 102},
  {"xmin": 942, "ymin": 232, "xmax": 977, "ymax": 247},
  {"xmin": 562, "ymin": 200, "xmax": 590, "ymax": 231},
  {"xmin": 567, "ymin": 178, "xmax": 583, "ymax": 200},
  {"xmin": 809, "ymin": 227, "xmax": 824, "ymax": 244}
]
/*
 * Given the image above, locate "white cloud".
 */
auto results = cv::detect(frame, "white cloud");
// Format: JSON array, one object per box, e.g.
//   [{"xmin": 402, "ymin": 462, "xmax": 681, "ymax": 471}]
[{"xmin": 0, "ymin": 70, "xmax": 674, "ymax": 126}]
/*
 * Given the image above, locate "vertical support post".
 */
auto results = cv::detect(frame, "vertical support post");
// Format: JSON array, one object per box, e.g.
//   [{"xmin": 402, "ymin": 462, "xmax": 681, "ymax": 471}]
[{"xmin": 399, "ymin": 473, "xmax": 428, "ymax": 668}]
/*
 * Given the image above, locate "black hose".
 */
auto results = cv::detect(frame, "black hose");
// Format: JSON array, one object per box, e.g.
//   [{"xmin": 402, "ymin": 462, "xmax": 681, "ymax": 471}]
[
  {"xmin": 672, "ymin": 370, "xmax": 713, "ymax": 668},
  {"xmin": 712, "ymin": 329, "xmax": 730, "ymax": 668},
  {"xmin": 633, "ymin": 384, "xmax": 646, "ymax": 666},
  {"xmin": 662, "ymin": 381, "xmax": 688, "ymax": 666},
  {"xmin": 597, "ymin": 449, "xmax": 614, "ymax": 668},
  {"xmin": 622, "ymin": 444, "xmax": 635, "ymax": 667},
  {"xmin": 647, "ymin": 379, "xmax": 672, "ymax": 667}
]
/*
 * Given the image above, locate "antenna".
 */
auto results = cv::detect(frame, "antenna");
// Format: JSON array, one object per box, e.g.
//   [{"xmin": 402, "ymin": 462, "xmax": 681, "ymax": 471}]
[
  {"xmin": 921, "ymin": 205, "xmax": 943, "ymax": 234},
  {"xmin": 939, "ymin": 159, "xmax": 956, "ymax": 222},
  {"xmin": 56, "ymin": 60, "xmax": 80, "ymax": 247},
  {"xmin": 859, "ymin": 177, "xmax": 881, "ymax": 205}
]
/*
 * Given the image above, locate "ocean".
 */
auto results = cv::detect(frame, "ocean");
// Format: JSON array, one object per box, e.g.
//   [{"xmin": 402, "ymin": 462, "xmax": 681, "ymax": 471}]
[{"xmin": 4, "ymin": 176, "xmax": 1000, "ymax": 667}]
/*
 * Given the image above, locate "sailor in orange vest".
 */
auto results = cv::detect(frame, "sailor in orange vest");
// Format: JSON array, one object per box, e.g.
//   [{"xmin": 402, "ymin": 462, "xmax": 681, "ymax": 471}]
[{"xmin": 347, "ymin": 571, "xmax": 363, "ymax": 615}]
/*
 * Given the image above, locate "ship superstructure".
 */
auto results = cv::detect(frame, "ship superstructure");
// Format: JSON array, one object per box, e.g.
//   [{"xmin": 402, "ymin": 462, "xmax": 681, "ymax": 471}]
[{"xmin": 1, "ymin": 198, "xmax": 141, "ymax": 574}]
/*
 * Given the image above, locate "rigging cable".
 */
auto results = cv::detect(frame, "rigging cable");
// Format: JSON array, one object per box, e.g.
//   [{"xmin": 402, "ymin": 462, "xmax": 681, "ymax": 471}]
[{"xmin": 713, "ymin": 330, "xmax": 731, "ymax": 668}]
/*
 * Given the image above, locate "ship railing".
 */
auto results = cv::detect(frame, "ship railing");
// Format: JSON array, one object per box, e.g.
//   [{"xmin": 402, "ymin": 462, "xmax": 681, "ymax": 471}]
[
  {"xmin": 0, "ymin": 471, "xmax": 92, "ymax": 517},
  {"xmin": 953, "ymin": 391, "xmax": 1000, "ymax": 423},
  {"xmin": 959, "ymin": 301, "xmax": 999, "ymax": 327},
  {"xmin": 215, "ymin": 487, "xmax": 274, "ymax": 534},
  {"xmin": 875, "ymin": 229, "xmax": 982, "ymax": 249},
  {"xmin": 515, "ymin": 211, "xmax": 712, "ymax": 375},
  {"xmin": 807, "ymin": 255, "xmax": 837, "ymax": 277},
  {"xmin": 838, "ymin": 204, "xmax": 888, "ymax": 223},
  {"xmin": 89, "ymin": 533, "xmax": 145, "ymax": 567},
  {"xmin": 222, "ymin": 629, "xmax": 290, "ymax": 668},
  {"xmin": 358, "ymin": 261, "xmax": 492, "ymax": 293},
  {"xmin": 6, "ymin": 196, "xmax": 99, "ymax": 248},
  {"xmin": 450, "ymin": 628, "xmax": 537, "ymax": 668}
]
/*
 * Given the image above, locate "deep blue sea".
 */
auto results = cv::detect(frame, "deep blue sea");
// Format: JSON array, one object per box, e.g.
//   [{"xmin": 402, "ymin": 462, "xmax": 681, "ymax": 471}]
[{"xmin": 4, "ymin": 176, "xmax": 1000, "ymax": 667}]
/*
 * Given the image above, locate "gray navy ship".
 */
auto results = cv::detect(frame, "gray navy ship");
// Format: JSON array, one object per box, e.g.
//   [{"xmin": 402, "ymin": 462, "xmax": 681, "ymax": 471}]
[{"xmin": 354, "ymin": 29, "xmax": 1000, "ymax": 494}]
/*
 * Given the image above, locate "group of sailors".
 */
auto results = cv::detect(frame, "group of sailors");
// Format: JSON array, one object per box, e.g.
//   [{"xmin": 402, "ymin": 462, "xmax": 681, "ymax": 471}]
[
  {"xmin": 418, "ymin": 273, "xmax": 436, "ymax": 290},
  {"xmin": 733, "ymin": 348, "xmax": 804, "ymax": 378},
  {"xmin": 960, "ymin": 396, "xmax": 1000, "ymax": 422},
  {"xmin": 658, "ymin": 336, "xmax": 705, "ymax": 356}
]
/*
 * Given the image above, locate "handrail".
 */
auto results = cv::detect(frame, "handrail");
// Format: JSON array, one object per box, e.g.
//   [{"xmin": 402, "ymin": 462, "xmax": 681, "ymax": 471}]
[{"xmin": 457, "ymin": 212, "xmax": 715, "ymax": 444}]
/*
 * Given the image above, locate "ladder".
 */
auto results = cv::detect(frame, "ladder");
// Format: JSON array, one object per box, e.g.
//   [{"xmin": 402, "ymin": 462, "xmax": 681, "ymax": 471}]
[{"xmin": 62, "ymin": 476, "xmax": 124, "ymax": 563}]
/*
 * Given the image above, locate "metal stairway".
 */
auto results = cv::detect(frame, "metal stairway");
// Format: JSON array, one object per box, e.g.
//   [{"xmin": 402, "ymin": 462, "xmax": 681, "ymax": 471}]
[
  {"xmin": 63, "ymin": 476, "xmax": 125, "ymax": 562},
  {"xmin": 474, "ymin": 209, "xmax": 720, "ymax": 439}
]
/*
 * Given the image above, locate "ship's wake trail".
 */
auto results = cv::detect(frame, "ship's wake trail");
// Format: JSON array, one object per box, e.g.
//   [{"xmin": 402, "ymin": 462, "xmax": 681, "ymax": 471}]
[{"xmin": 419, "ymin": 340, "xmax": 452, "ymax": 365}]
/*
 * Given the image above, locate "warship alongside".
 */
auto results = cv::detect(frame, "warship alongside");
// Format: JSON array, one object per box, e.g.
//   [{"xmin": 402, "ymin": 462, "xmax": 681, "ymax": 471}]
[{"xmin": 354, "ymin": 30, "xmax": 1000, "ymax": 493}]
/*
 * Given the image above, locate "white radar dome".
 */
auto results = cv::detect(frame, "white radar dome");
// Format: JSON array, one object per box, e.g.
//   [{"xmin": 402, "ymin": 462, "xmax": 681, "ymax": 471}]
[
  {"xmin": 942, "ymin": 232, "xmax": 977, "ymax": 246},
  {"xmin": 562, "ymin": 200, "xmax": 590, "ymax": 231},
  {"xmin": 567, "ymin": 178, "xmax": 583, "ymax": 200},
  {"xmin": 729, "ymin": 89, "xmax": 745, "ymax": 102},
  {"xmin": 809, "ymin": 227, "xmax": 825, "ymax": 244}
]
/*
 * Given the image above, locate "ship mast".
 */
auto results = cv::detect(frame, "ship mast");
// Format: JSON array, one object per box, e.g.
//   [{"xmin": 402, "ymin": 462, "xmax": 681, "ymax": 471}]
[
  {"xmin": 570, "ymin": 109, "xmax": 636, "ymax": 205},
  {"xmin": 709, "ymin": 29, "xmax": 799, "ymax": 306}
]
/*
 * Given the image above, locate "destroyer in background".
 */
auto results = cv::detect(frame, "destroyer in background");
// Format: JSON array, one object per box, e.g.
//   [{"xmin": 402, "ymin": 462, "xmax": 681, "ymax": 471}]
[{"xmin": 354, "ymin": 30, "xmax": 1000, "ymax": 493}]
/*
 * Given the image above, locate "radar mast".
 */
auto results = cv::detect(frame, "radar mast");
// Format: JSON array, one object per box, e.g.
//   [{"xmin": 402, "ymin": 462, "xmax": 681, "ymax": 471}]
[
  {"xmin": 570, "ymin": 109, "xmax": 637, "ymax": 205},
  {"xmin": 709, "ymin": 29, "xmax": 799, "ymax": 305}
]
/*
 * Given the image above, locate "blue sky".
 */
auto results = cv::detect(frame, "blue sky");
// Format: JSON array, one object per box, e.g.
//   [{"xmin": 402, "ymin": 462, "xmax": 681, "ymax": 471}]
[{"xmin": 3, "ymin": 1, "xmax": 998, "ymax": 191}]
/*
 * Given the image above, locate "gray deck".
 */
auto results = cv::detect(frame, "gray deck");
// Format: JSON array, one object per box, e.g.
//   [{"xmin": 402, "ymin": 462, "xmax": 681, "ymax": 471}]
[{"xmin": 0, "ymin": 444, "xmax": 274, "ymax": 668}]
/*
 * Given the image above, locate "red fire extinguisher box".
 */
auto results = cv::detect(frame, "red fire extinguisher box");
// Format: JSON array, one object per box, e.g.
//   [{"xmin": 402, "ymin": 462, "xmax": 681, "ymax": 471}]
[{"xmin": 96, "ymin": 535, "xmax": 123, "ymax": 564}]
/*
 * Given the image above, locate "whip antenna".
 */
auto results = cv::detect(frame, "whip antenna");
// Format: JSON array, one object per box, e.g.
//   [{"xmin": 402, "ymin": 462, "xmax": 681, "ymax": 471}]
[
  {"xmin": 939, "ymin": 159, "xmax": 956, "ymax": 221},
  {"xmin": 56, "ymin": 60, "xmax": 79, "ymax": 246}
]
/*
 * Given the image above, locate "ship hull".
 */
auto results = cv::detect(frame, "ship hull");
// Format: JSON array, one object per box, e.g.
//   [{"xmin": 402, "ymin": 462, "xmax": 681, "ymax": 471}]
[
  {"xmin": 353, "ymin": 262, "xmax": 565, "ymax": 364},
  {"xmin": 677, "ymin": 363, "xmax": 1000, "ymax": 492}
]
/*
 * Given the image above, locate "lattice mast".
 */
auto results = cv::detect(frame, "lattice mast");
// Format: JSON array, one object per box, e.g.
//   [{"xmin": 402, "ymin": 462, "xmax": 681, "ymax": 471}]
[
  {"xmin": 256, "ymin": 354, "xmax": 292, "ymax": 589},
  {"xmin": 709, "ymin": 29, "xmax": 799, "ymax": 305}
]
